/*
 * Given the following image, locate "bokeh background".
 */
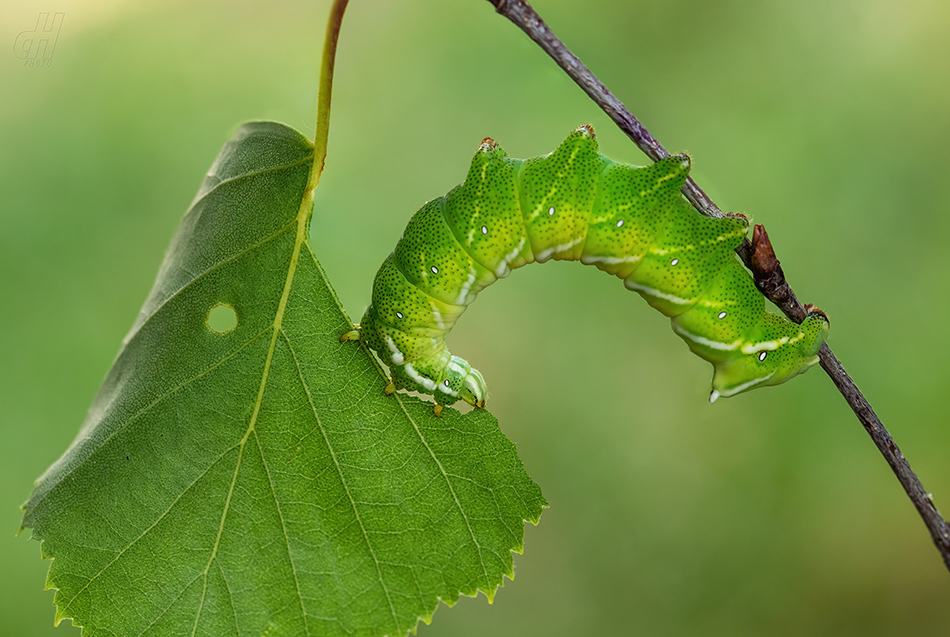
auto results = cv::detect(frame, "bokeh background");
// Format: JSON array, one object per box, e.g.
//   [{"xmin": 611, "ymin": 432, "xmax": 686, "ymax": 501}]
[{"xmin": 3, "ymin": 0, "xmax": 949, "ymax": 634}]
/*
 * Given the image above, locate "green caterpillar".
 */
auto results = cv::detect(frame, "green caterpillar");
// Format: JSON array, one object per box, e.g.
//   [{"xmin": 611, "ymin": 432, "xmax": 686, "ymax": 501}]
[{"xmin": 343, "ymin": 126, "xmax": 828, "ymax": 416}]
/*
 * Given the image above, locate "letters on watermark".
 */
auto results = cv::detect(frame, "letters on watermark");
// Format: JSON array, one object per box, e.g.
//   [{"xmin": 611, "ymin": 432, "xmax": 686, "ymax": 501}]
[{"xmin": 14, "ymin": 12, "xmax": 64, "ymax": 68}]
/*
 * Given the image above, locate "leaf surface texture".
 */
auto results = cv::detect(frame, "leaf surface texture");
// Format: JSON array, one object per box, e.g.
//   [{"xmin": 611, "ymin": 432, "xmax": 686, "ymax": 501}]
[{"xmin": 22, "ymin": 121, "xmax": 545, "ymax": 637}]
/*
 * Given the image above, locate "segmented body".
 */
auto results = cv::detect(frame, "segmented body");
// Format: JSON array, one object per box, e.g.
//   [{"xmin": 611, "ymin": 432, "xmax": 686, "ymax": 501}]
[{"xmin": 347, "ymin": 126, "xmax": 828, "ymax": 412}]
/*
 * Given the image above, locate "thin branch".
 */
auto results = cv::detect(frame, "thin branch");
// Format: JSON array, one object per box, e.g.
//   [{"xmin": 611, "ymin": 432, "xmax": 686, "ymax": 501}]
[
  {"xmin": 485, "ymin": 0, "xmax": 950, "ymax": 572},
  {"xmin": 484, "ymin": 0, "xmax": 724, "ymax": 218}
]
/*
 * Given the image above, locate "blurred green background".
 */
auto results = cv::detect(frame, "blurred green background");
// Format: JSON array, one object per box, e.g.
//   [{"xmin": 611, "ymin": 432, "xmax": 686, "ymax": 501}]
[{"xmin": 3, "ymin": 0, "xmax": 949, "ymax": 634}]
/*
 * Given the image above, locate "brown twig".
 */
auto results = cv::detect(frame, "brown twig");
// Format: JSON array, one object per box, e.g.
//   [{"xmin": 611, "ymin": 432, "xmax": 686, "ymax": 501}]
[{"xmin": 485, "ymin": 0, "xmax": 950, "ymax": 572}]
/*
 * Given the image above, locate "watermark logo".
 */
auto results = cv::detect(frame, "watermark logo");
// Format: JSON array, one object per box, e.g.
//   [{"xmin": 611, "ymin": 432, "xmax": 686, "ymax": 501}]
[{"xmin": 14, "ymin": 12, "xmax": 64, "ymax": 68}]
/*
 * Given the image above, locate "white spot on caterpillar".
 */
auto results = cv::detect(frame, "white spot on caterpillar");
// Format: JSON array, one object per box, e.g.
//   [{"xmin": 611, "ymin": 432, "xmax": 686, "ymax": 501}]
[
  {"xmin": 404, "ymin": 363, "xmax": 437, "ymax": 391},
  {"xmin": 580, "ymin": 255, "xmax": 641, "ymax": 266},
  {"xmin": 437, "ymin": 379, "xmax": 459, "ymax": 397},
  {"xmin": 623, "ymin": 280, "xmax": 692, "ymax": 305},
  {"xmin": 670, "ymin": 258, "xmax": 679, "ymax": 266},
  {"xmin": 430, "ymin": 266, "xmax": 439, "ymax": 274},
  {"xmin": 395, "ymin": 311, "xmax": 404, "ymax": 320},
  {"xmin": 758, "ymin": 351, "xmax": 768, "ymax": 362},
  {"xmin": 672, "ymin": 324, "xmax": 742, "ymax": 351},
  {"xmin": 384, "ymin": 336, "xmax": 404, "ymax": 366},
  {"xmin": 709, "ymin": 390, "xmax": 720, "ymax": 404},
  {"xmin": 494, "ymin": 237, "xmax": 526, "ymax": 278},
  {"xmin": 616, "ymin": 219, "xmax": 624, "ymax": 228},
  {"xmin": 535, "ymin": 236, "xmax": 584, "ymax": 263},
  {"xmin": 548, "ymin": 206, "xmax": 555, "ymax": 216},
  {"xmin": 481, "ymin": 225, "xmax": 488, "ymax": 234},
  {"xmin": 717, "ymin": 311, "xmax": 727, "ymax": 319}
]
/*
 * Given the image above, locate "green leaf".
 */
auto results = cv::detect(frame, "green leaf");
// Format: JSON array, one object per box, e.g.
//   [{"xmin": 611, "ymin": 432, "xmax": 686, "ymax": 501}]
[{"xmin": 21, "ymin": 121, "xmax": 546, "ymax": 637}]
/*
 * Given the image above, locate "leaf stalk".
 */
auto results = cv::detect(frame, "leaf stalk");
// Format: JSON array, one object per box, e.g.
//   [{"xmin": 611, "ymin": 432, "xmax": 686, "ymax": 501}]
[{"xmin": 309, "ymin": 0, "xmax": 350, "ymax": 197}]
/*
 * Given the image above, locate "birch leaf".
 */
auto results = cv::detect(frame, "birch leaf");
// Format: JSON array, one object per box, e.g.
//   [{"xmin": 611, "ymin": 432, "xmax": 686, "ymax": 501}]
[{"xmin": 21, "ymin": 121, "xmax": 546, "ymax": 637}]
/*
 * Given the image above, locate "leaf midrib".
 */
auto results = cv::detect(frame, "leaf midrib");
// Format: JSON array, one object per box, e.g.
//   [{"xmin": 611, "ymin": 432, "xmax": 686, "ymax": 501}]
[{"xmin": 193, "ymin": 156, "xmax": 318, "ymax": 636}]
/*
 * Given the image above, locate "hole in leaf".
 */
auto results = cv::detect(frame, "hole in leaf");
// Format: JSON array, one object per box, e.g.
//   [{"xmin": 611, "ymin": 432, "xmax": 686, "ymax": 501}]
[{"xmin": 207, "ymin": 303, "xmax": 237, "ymax": 334}]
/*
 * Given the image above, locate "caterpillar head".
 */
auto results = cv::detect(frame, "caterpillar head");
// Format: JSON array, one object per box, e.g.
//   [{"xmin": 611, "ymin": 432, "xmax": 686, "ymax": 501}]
[
  {"xmin": 709, "ymin": 308, "xmax": 829, "ymax": 402},
  {"xmin": 443, "ymin": 356, "xmax": 487, "ymax": 409}
]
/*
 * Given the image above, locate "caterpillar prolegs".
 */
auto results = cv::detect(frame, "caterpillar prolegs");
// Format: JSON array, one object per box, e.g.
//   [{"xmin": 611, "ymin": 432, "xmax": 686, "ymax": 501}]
[{"xmin": 342, "ymin": 126, "xmax": 829, "ymax": 415}]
